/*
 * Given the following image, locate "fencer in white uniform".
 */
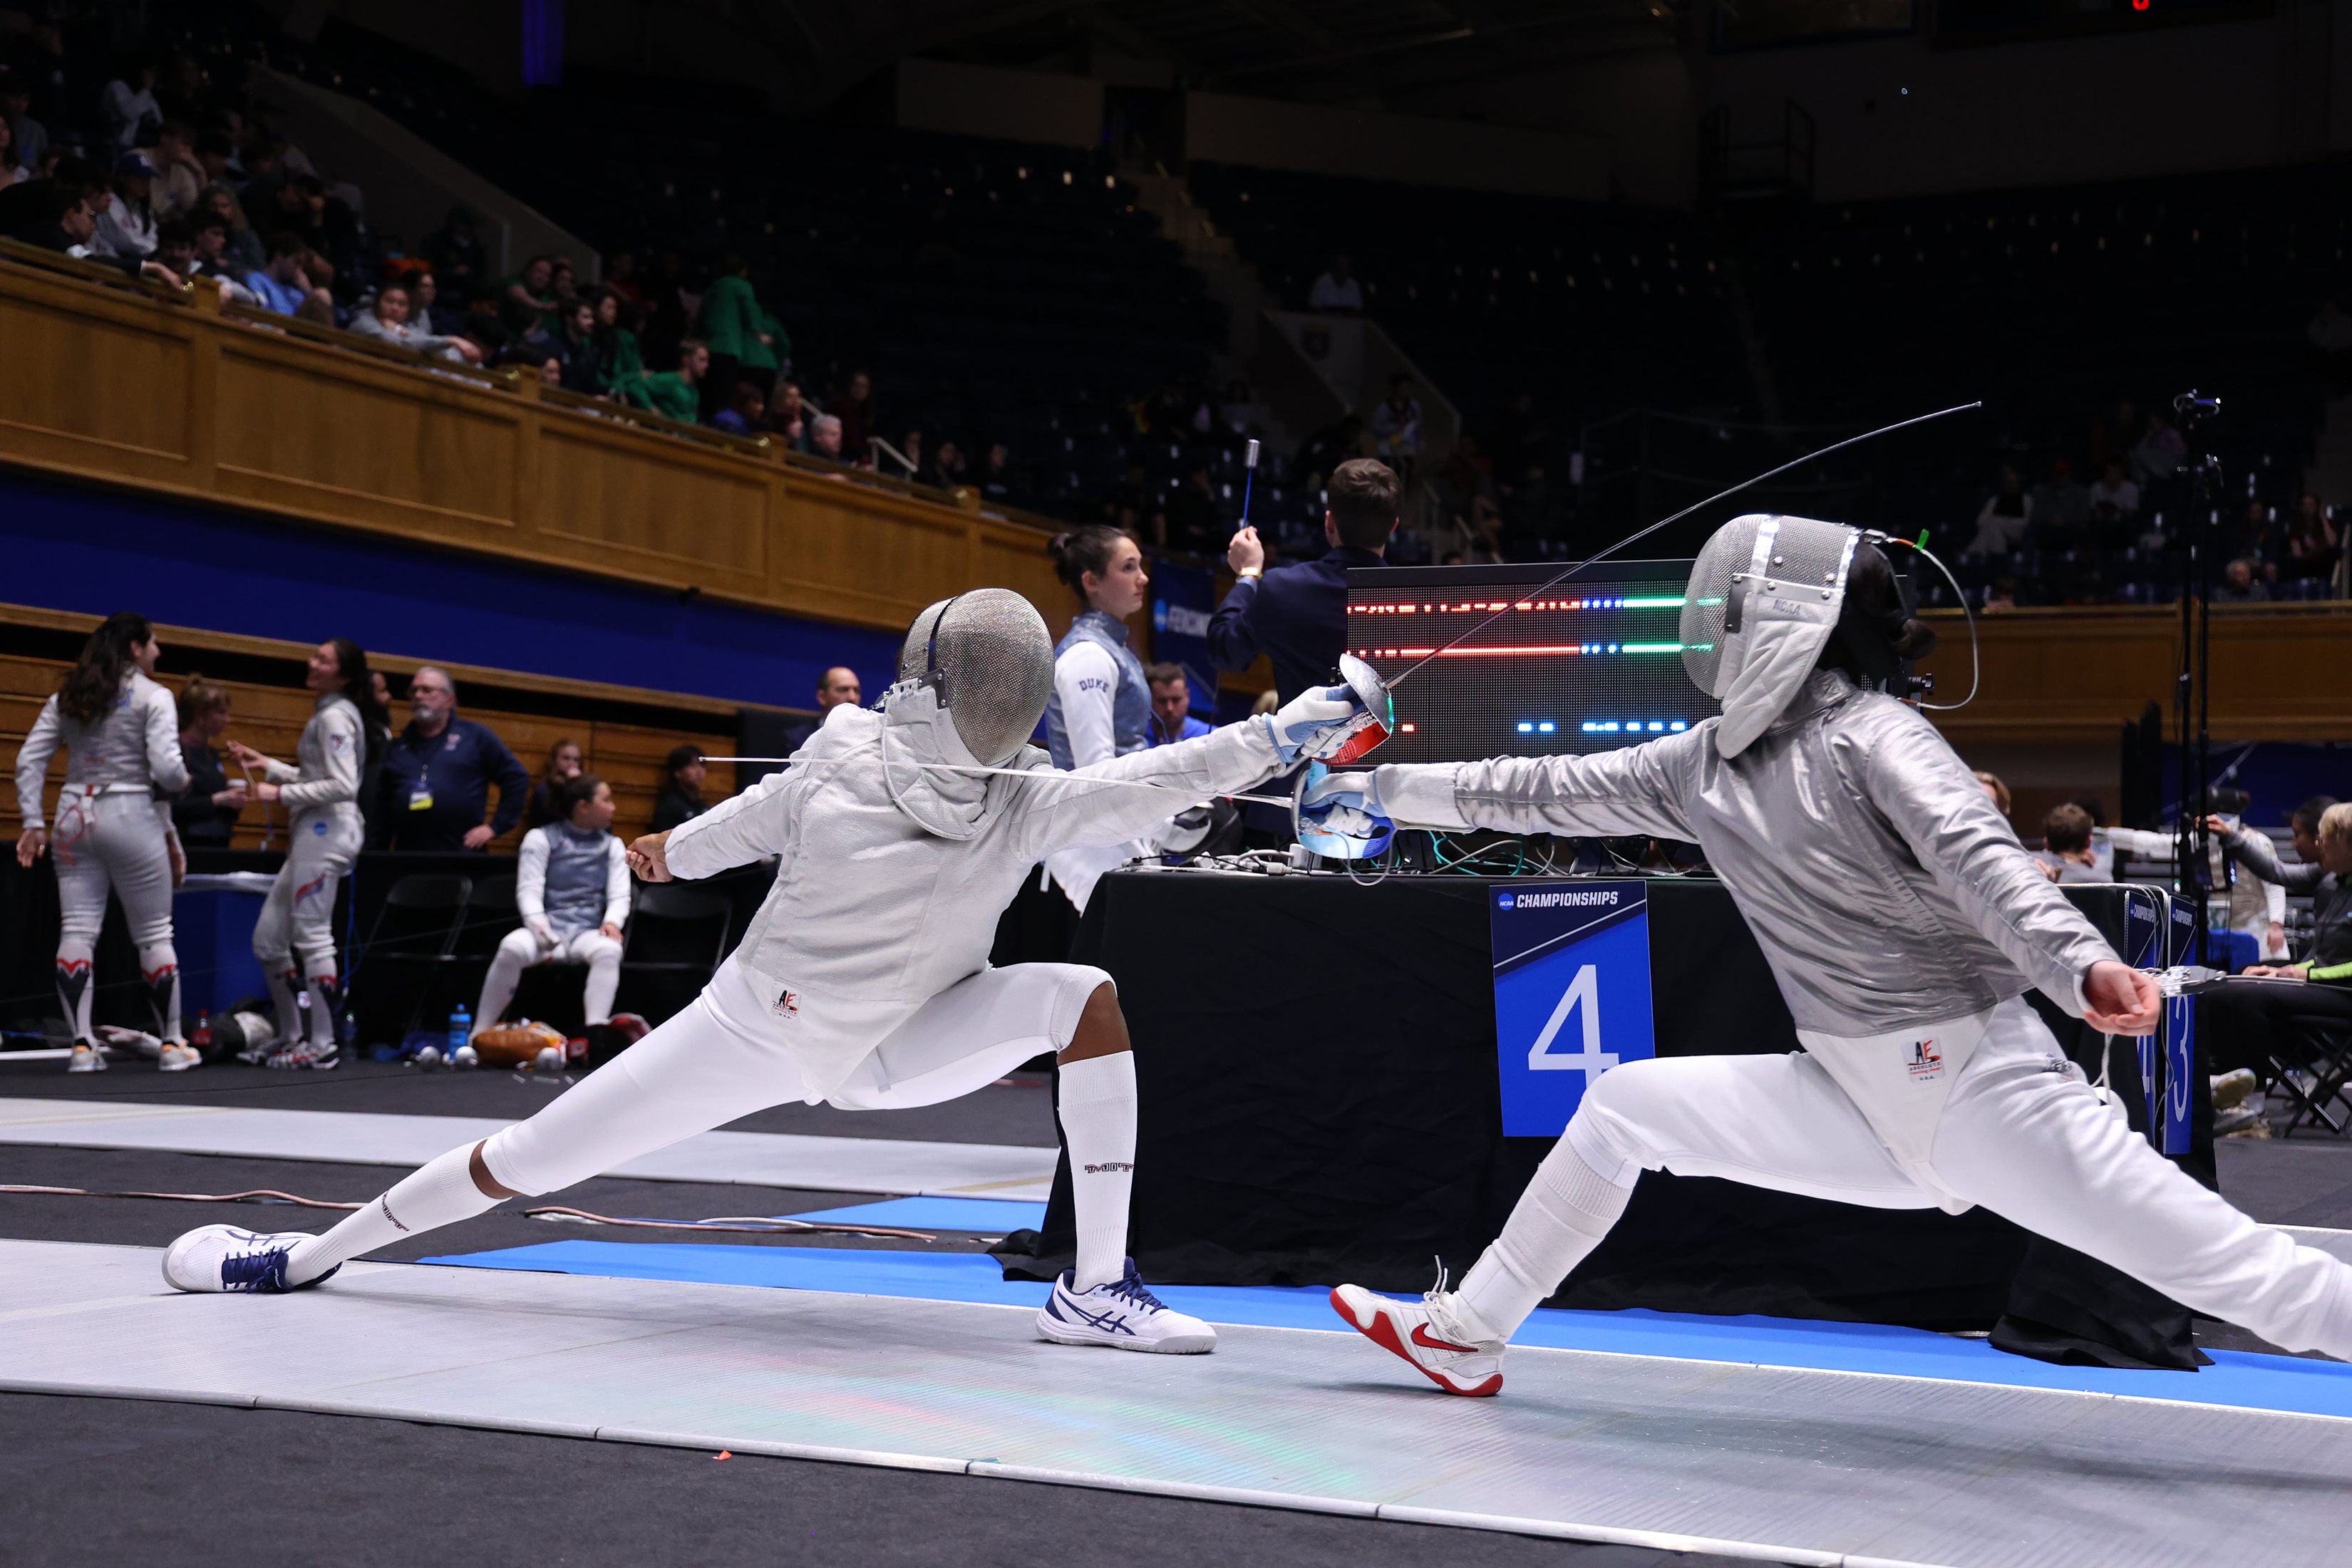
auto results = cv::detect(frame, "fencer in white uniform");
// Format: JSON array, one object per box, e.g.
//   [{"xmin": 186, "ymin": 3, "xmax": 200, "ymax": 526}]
[
  {"xmin": 472, "ymin": 773, "xmax": 629, "ymax": 1036},
  {"xmin": 11, "ymin": 613, "xmax": 194, "ymax": 1072},
  {"xmin": 227, "ymin": 639, "xmax": 375, "ymax": 1071},
  {"xmin": 164, "ymin": 589, "xmax": 1370, "ymax": 1355},
  {"xmin": 1311, "ymin": 515, "xmax": 2352, "ymax": 1395}
]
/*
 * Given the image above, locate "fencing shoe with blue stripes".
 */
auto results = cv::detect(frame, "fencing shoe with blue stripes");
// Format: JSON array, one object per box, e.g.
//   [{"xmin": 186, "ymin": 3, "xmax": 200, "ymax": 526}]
[
  {"xmin": 1036, "ymin": 1259, "xmax": 1215, "ymax": 1353},
  {"xmin": 163, "ymin": 1225, "xmax": 339, "ymax": 1294}
]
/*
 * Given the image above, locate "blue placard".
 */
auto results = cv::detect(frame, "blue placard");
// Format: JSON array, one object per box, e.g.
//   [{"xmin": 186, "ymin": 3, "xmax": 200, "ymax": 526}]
[
  {"xmin": 1490, "ymin": 882, "xmax": 1655, "ymax": 1138},
  {"xmin": 2163, "ymin": 992, "xmax": 2195, "ymax": 1155}
]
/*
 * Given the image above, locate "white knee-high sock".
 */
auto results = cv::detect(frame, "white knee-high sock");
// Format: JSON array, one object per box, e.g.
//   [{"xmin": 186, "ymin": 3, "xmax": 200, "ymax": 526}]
[
  {"xmin": 138, "ymin": 942, "xmax": 182, "ymax": 1042},
  {"xmin": 55, "ymin": 940, "xmax": 96, "ymax": 1043},
  {"xmin": 299, "ymin": 955, "xmax": 339, "ymax": 1048},
  {"xmin": 264, "ymin": 964, "xmax": 300, "ymax": 1046},
  {"xmin": 1456, "ymin": 1132, "xmax": 1633, "ymax": 1341},
  {"xmin": 1058, "ymin": 1052, "xmax": 1138, "ymax": 1291},
  {"xmin": 476, "ymin": 950, "xmax": 525, "ymax": 1037},
  {"xmin": 582, "ymin": 944, "xmax": 621, "ymax": 1026},
  {"xmin": 285, "ymin": 1143, "xmax": 503, "ymax": 1285}
]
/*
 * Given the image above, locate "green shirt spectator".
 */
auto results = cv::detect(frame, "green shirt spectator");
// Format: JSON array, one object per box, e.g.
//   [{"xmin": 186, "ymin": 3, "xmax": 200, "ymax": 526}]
[
  {"xmin": 590, "ymin": 292, "xmax": 648, "ymax": 405},
  {"xmin": 639, "ymin": 339, "xmax": 708, "ymax": 424},
  {"xmin": 500, "ymin": 254, "xmax": 559, "ymax": 334},
  {"xmin": 697, "ymin": 258, "xmax": 780, "ymax": 370}
]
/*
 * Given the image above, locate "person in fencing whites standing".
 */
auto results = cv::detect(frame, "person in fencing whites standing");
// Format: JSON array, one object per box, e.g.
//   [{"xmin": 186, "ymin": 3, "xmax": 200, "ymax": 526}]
[
  {"xmin": 11, "ymin": 612, "xmax": 194, "ymax": 1073},
  {"xmin": 225, "ymin": 637, "xmax": 386, "ymax": 1071},
  {"xmin": 1307, "ymin": 514, "xmax": 2352, "ymax": 1395},
  {"xmin": 163, "ymin": 589, "xmax": 1371, "ymax": 1353}
]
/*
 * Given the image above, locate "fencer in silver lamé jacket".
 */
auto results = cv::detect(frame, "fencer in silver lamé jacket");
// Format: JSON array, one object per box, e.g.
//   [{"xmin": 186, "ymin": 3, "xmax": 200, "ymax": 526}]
[{"xmin": 1375, "ymin": 669, "xmax": 2118, "ymax": 1035}]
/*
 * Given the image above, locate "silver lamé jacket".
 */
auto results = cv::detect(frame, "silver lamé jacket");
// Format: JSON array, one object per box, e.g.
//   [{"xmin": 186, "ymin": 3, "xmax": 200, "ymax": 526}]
[{"xmin": 1375, "ymin": 669, "xmax": 2117, "ymax": 1036}]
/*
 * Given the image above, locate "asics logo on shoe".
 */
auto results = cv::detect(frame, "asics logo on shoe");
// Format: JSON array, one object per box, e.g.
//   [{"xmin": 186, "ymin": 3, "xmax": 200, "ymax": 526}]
[
  {"xmin": 1082, "ymin": 1161, "xmax": 1134, "ymax": 1173},
  {"xmin": 1046, "ymin": 1294, "xmax": 1136, "ymax": 1336},
  {"xmin": 1410, "ymin": 1323, "xmax": 1482, "ymax": 1356}
]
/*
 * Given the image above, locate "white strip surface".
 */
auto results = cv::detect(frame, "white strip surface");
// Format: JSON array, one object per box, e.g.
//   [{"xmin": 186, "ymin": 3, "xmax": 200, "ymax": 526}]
[
  {"xmin": 0, "ymin": 1098, "xmax": 1053, "ymax": 1200},
  {"xmin": 14, "ymin": 1240, "xmax": 2352, "ymax": 1567}
]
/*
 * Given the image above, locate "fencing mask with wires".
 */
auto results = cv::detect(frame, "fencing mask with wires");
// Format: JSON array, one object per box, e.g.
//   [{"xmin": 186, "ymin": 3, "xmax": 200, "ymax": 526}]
[
  {"xmin": 1679, "ymin": 513, "xmax": 1860, "ymax": 758},
  {"xmin": 893, "ymin": 589, "xmax": 1055, "ymax": 767}
]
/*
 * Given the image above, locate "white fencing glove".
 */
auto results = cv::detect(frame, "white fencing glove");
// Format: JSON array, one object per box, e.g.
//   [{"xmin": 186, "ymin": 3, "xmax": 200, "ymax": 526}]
[
  {"xmin": 1297, "ymin": 766, "xmax": 1396, "ymax": 860},
  {"xmin": 1261, "ymin": 682, "xmax": 1368, "ymax": 767}
]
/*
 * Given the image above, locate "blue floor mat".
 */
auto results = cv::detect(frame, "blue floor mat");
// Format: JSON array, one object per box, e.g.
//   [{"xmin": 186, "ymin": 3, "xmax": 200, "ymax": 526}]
[
  {"xmin": 419, "ymin": 1241, "xmax": 2352, "ymax": 1423},
  {"xmin": 785, "ymin": 1197, "xmax": 1048, "ymax": 1231}
]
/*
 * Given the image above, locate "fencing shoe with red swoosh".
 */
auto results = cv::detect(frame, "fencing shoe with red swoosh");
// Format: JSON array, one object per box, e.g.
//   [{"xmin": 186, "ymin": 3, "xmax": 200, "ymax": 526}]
[{"xmin": 1330, "ymin": 1276, "xmax": 1505, "ymax": 1396}]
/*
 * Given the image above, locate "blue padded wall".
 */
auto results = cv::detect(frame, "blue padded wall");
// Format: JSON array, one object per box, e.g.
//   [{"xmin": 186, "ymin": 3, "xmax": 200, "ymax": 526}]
[{"xmin": 0, "ymin": 470, "xmax": 902, "ymax": 710}]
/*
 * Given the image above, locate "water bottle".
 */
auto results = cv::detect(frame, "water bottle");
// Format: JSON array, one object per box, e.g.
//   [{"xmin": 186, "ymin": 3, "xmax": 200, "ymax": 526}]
[
  {"xmin": 339, "ymin": 1007, "xmax": 358, "ymax": 1046},
  {"xmin": 449, "ymin": 1002, "xmax": 471, "ymax": 1055}
]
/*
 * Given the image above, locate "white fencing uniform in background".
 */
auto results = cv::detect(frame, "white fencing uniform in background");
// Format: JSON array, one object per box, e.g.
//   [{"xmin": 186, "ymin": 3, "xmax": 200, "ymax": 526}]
[
  {"xmin": 12, "ymin": 671, "xmax": 189, "ymax": 1043},
  {"xmin": 475, "ymin": 820, "xmax": 630, "ymax": 1031},
  {"xmin": 252, "ymin": 692, "xmax": 365, "ymax": 1053}
]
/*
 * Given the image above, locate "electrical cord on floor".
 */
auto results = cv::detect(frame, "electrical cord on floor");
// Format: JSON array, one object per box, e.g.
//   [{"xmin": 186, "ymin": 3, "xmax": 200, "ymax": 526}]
[{"xmin": 0, "ymin": 1185, "xmax": 940, "ymax": 1241}]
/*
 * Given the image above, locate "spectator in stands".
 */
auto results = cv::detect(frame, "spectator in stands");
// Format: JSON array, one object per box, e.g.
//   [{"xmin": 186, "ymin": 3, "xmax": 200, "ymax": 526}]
[
  {"xmin": 894, "ymin": 428, "xmax": 925, "ymax": 480},
  {"xmin": 2029, "ymin": 459, "xmax": 2090, "ymax": 548},
  {"xmin": 192, "ymin": 126, "xmax": 235, "ymax": 190},
  {"xmin": 376, "ymin": 667, "xmax": 530, "ymax": 852},
  {"xmin": 1157, "ymin": 461, "xmax": 1221, "ymax": 554},
  {"xmin": 420, "ymin": 206, "xmax": 487, "ymax": 301},
  {"xmin": 832, "ymin": 369, "xmax": 875, "ymax": 461},
  {"xmin": 407, "ymin": 270, "xmax": 463, "ymax": 336},
  {"xmin": 979, "ymin": 442, "xmax": 1020, "ymax": 502},
  {"xmin": 1983, "ymin": 574, "xmax": 2021, "ymax": 612},
  {"xmin": 2088, "ymin": 460, "xmax": 2140, "ymax": 531},
  {"xmin": 550, "ymin": 299, "xmax": 603, "ymax": 394},
  {"xmin": 0, "ymin": 69, "xmax": 46, "ymax": 178},
  {"xmin": 710, "ymin": 379, "xmax": 765, "ymax": 435},
  {"xmin": 924, "ymin": 438, "xmax": 967, "ymax": 490},
  {"xmin": 100, "ymin": 52, "xmax": 161, "ymax": 151},
  {"xmin": 808, "ymin": 412, "xmax": 844, "ymax": 461},
  {"xmin": 172, "ymin": 674, "xmax": 246, "ymax": 849},
  {"xmin": 549, "ymin": 257, "xmax": 582, "ymax": 321},
  {"xmin": 765, "ymin": 379, "xmax": 808, "ymax": 450},
  {"xmin": 144, "ymin": 120, "xmax": 202, "ymax": 222},
  {"xmin": 649, "ymin": 745, "xmax": 708, "ymax": 832},
  {"xmin": 2214, "ymin": 557, "xmax": 2269, "ymax": 603},
  {"xmin": 1145, "ymin": 662, "xmax": 1210, "ymax": 746},
  {"xmin": 1370, "ymin": 374, "xmax": 1423, "ymax": 480},
  {"xmin": 2234, "ymin": 501, "xmax": 2283, "ymax": 581},
  {"xmin": 91, "ymin": 152, "xmax": 156, "ymax": 258},
  {"xmin": 1307, "ymin": 254, "xmax": 1363, "ymax": 313},
  {"xmin": 1, "ymin": 176, "xmax": 179, "ymax": 284},
  {"xmin": 640, "ymin": 339, "xmax": 706, "ymax": 424},
  {"xmin": 2199, "ymin": 802, "xmax": 2352, "ymax": 1092},
  {"xmin": 780, "ymin": 667, "xmax": 863, "ymax": 755},
  {"xmin": 460, "ymin": 294, "xmax": 511, "ymax": 361},
  {"xmin": 2131, "ymin": 411, "xmax": 2185, "ymax": 485},
  {"xmin": 0, "ymin": 113, "xmax": 27, "ymax": 191},
  {"xmin": 602, "ymin": 249, "xmax": 645, "ymax": 309},
  {"xmin": 1212, "ymin": 457, "xmax": 1394, "ymax": 705},
  {"xmin": 244, "ymin": 231, "xmax": 334, "ymax": 326},
  {"xmin": 523, "ymin": 738, "xmax": 585, "ymax": 830},
  {"xmin": 349, "ymin": 283, "xmax": 483, "ymax": 363},
  {"xmin": 589, "ymin": 288, "xmax": 646, "ymax": 403},
  {"xmin": 696, "ymin": 252, "xmax": 780, "ymax": 419},
  {"xmin": 473, "ymin": 770, "xmax": 630, "ymax": 1042},
  {"xmin": 500, "ymin": 254, "xmax": 559, "ymax": 334},
  {"xmin": 163, "ymin": 216, "xmax": 257, "ymax": 306},
  {"xmin": 1966, "ymin": 468, "xmax": 2031, "ymax": 557},
  {"xmin": 200, "ymin": 182, "xmax": 261, "ymax": 273},
  {"xmin": 1972, "ymin": 770, "xmax": 2014, "ymax": 825},
  {"xmin": 2036, "ymin": 804, "xmax": 2106, "ymax": 883},
  {"xmin": 2285, "ymin": 493, "xmax": 2341, "ymax": 589}
]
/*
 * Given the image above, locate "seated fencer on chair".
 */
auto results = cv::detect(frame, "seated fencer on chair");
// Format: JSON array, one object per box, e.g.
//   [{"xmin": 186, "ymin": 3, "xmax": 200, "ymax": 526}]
[
  {"xmin": 468, "ymin": 771, "xmax": 633, "ymax": 1059},
  {"xmin": 1309, "ymin": 514, "xmax": 2352, "ymax": 1396},
  {"xmin": 164, "ymin": 589, "xmax": 1373, "ymax": 1353}
]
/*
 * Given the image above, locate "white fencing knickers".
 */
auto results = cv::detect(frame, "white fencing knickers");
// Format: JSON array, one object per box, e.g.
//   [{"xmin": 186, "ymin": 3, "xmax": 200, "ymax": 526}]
[
  {"xmin": 51, "ymin": 787, "xmax": 179, "ymax": 1043},
  {"xmin": 1466, "ymin": 996, "xmax": 2352, "ymax": 1358},
  {"xmin": 252, "ymin": 813, "xmax": 362, "ymax": 1049},
  {"xmin": 478, "ymin": 956, "xmax": 1106, "ymax": 1197},
  {"xmin": 475, "ymin": 927, "xmax": 624, "ymax": 1033}
]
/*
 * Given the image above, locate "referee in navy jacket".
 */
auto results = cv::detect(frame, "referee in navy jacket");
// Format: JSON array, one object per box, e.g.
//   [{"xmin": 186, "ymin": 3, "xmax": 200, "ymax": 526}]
[{"xmin": 375, "ymin": 666, "xmax": 531, "ymax": 851}]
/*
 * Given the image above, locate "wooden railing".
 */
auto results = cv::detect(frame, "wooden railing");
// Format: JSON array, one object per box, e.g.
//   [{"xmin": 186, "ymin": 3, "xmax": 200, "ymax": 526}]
[
  {"xmin": 1914, "ymin": 602, "xmax": 2352, "ymax": 744},
  {"xmin": 0, "ymin": 240, "xmax": 1073, "ymax": 638}
]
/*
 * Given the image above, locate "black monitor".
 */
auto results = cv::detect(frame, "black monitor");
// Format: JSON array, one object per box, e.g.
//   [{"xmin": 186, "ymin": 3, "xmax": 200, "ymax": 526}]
[{"xmin": 1344, "ymin": 560, "xmax": 1717, "ymax": 765}]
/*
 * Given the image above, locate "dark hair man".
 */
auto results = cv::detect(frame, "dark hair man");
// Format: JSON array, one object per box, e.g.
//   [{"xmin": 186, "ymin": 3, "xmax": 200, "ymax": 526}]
[
  {"xmin": 649, "ymin": 744, "xmax": 708, "ymax": 833},
  {"xmin": 780, "ymin": 666, "xmax": 865, "ymax": 757},
  {"xmin": 1145, "ymin": 661, "xmax": 1211, "ymax": 747}
]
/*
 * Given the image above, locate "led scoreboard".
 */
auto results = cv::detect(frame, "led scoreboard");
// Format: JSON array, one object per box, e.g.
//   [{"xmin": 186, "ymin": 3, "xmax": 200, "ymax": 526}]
[{"xmin": 1344, "ymin": 560, "xmax": 1716, "ymax": 765}]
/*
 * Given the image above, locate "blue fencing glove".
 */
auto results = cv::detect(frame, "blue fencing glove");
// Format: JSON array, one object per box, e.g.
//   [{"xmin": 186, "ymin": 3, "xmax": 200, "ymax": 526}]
[
  {"xmin": 1261, "ymin": 682, "xmax": 1368, "ymax": 768},
  {"xmin": 1296, "ymin": 764, "xmax": 1395, "ymax": 860}
]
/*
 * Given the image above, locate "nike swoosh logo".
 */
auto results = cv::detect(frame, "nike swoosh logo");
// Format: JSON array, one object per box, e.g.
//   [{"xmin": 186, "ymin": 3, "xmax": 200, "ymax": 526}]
[{"xmin": 1410, "ymin": 1323, "xmax": 1480, "ymax": 1356}]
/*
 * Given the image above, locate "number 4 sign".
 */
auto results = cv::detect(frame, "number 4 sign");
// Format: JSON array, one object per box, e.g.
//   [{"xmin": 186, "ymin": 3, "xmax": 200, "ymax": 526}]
[{"xmin": 1490, "ymin": 882, "xmax": 1656, "ymax": 1138}]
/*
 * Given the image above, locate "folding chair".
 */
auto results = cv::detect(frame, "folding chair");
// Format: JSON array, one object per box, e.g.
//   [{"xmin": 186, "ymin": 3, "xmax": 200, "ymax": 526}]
[
  {"xmin": 615, "ymin": 883, "xmax": 735, "ymax": 1024},
  {"xmin": 2271, "ymin": 1018, "xmax": 2352, "ymax": 1138},
  {"xmin": 351, "ymin": 874, "xmax": 473, "ymax": 1039}
]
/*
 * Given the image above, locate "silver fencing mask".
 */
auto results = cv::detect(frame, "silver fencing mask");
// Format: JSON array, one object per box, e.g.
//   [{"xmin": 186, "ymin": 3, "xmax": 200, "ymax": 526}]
[
  {"xmin": 1679, "ymin": 514, "xmax": 1859, "ymax": 758},
  {"xmin": 896, "ymin": 589, "xmax": 1055, "ymax": 766}
]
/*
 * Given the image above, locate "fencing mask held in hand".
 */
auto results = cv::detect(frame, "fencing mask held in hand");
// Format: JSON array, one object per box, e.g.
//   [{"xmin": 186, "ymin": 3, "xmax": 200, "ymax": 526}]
[
  {"xmin": 1680, "ymin": 513, "xmax": 1859, "ymax": 758},
  {"xmin": 894, "ymin": 589, "xmax": 1055, "ymax": 768}
]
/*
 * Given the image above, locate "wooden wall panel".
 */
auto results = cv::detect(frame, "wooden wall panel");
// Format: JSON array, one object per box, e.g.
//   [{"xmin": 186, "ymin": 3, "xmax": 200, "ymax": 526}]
[
  {"xmin": 212, "ymin": 346, "xmax": 517, "ymax": 527},
  {"xmin": 536, "ymin": 428, "xmax": 767, "ymax": 579},
  {"xmin": 0, "ymin": 292, "xmax": 189, "ymax": 460}
]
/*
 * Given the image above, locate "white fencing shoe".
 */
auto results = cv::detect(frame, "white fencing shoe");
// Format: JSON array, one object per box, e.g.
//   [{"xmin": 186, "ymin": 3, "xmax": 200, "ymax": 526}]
[
  {"xmin": 66, "ymin": 1042, "xmax": 105, "ymax": 1073},
  {"xmin": 158, "ymin": 1041, "xmax": 201, "ymax": 1073},
  {"xmin": 1330, "ymin": 1281, "xmax": 1505, "ymax": 1396},
  {"xmin": 1036, "ymin": 1260, "xmax": 1216, "ymax": 1353},
  {"xmin": 162, "ymin": 1226, "xmax": 338, "ymax": 1294}
]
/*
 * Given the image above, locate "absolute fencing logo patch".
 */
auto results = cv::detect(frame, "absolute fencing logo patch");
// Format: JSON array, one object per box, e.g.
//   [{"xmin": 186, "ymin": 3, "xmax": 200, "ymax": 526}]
[
  {"xmin": 772, "ymin": 988, "xmax": 799, "ymax": 1020},
  {"xmin": 1905, "ymin": 1037, "xmax": 1944, "ymax": 1082}
]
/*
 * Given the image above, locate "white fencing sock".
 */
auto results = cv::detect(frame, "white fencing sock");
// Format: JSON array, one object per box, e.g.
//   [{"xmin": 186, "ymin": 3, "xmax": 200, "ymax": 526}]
[
  {"xmin": 54, "ymin": 940, "xmax": 96, "ymax": 1043},
  {"xmin": 264, "ymin": 964, "xmax": 300, "ymax": 1046},
  {"xmin": 138, "ymin": 943, "xmax": 182, "ymax": 1042},
  {"xmin": 1058, "ymin": 1052, "xmax": 1138, "ymax": 1291},
  {"xmin": 1457, "ymin": 1132, "xmax": 1634, "ymax": 1342},
  {"xmin": 300, "ymin": 959, "xmax": 339, "ymax": 1048},
  {"xmin": 285, "ymin": 1143, "xmax": 504, "ymax": 1285}
]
